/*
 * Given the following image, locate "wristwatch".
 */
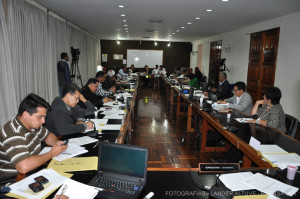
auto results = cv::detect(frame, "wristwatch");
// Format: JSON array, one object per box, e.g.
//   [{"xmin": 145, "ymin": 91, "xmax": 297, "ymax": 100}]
[{"xmin": 256, "ymin": 119, "xmax": 260, "ymax": 124}]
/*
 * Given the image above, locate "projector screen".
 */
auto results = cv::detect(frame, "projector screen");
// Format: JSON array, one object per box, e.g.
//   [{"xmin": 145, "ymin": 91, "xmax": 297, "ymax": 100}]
[{"xmin": 127, "ymin": 49, "xmax": 163, "ymax": 68}]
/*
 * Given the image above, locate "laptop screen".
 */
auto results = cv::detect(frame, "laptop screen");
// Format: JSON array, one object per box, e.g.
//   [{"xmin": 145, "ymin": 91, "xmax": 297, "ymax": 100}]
[{"xmin": 99, "ymin": 143, "xmax": 148, "ymax": 178}]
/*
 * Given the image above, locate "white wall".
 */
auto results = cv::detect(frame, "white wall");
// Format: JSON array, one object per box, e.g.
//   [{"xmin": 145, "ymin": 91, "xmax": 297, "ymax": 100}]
[{"xmin": 191, "ymin": 11, "xmax": 300, "ymax": 120}]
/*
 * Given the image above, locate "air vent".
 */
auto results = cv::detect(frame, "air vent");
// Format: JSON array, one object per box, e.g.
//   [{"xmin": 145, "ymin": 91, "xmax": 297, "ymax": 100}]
[{"xmin": 149, "ymin": 19, "xmax": 163, "ymax": 23}]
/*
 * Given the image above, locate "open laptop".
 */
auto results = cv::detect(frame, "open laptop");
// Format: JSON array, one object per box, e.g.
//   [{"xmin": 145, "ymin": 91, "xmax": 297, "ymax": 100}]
[{"xmin": 89, "ymin": 142, "xmax": 148, "ymax": 199}]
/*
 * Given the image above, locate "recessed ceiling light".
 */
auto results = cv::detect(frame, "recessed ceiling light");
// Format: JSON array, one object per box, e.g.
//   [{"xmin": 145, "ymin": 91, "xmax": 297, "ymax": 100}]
[
  {"xmin": 176, "ymin": 30, "xmax": 180, "ymax": 32},
  {"xmin": 123, "ymin": 20, "xmax": 126, "ymax": 22},
  {"xmin": 187, "ymin": 22, "xmax": 192, "ymax": 25},
  {"xmin": 169, "ymin": 35, "xmax": 172, "ymax": 37},
  {"xmin": 126, "ymin": 31, "xmax": 128, "ymax": 33},
  {"xmin": 121, "ymin": 14, "xmax": 126, "ymax": 17},
  {"xmin": 195, "ymin": 17, "xmax": 200, "ymax": 20},
  {"xmin": 124, "ymin": 24, "xmax": 128, "ymax": 27},
  {"xmin": 206, "ymin": 9, "xmax": 212, "ymax": 12},
  {"xmin": 181, "ymin": 26, "xmax": 186, "ymax": 29},
  {"xmin": 172, "ymin": 33, "xmax": 175, "ymax": 34},
  {"xmin": 222, "ymin": 0, "xmax": 229, "ymax": 2},
  {"xmin": 118, "ymin": 5, "xmax": 125, "ymax": 8}
]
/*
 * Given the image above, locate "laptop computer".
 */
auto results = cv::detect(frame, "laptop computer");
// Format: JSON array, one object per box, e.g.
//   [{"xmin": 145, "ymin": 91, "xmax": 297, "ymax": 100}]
[{"xmin": 89, "ymin": 142, "xmax": 148, "ymax": 199}]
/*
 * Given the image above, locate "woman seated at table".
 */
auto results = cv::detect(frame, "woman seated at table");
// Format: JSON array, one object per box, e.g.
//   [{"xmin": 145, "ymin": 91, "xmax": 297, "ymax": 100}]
[
  {"xmin": 249, "ymin": 86, "xmax": 286, "ymax": 133},
  {"xmin": 188, "ymin": 73, "xmax": 200, "ymax": 90}
]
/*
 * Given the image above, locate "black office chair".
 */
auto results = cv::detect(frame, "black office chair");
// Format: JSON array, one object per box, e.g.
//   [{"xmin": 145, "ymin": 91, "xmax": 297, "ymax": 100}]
[{"xmin": 285, "ymin": 114, "xmax": 299, "ymax": 138}]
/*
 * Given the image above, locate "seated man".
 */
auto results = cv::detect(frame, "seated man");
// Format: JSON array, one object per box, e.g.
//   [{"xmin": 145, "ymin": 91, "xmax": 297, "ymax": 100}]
[
  {"xmin": 204, "ymin": 72, "xmax": 232, "ymax": 100},
  {"xmin": 0, "ymin": 93, "xmax": 68, "ymax": 177},
  {"xmin": 118, "ymin": 65, "xmax": 128, "ymax": 78},
  {"xmin": 158, "ymin": 65, "xmax": 167, "ymax": 76},
  {"xmin": 218, "ymin": 81, "xmax": 253, "ymax": 115},
  {"xmin": 81, "ymin": 78, "xmax": 111, "ymax": 109},
  {"xmin": 95, "ymin": 71, "xmax": 116, "ymax": 97},
  {"xmin": 152, "ymin": 65, "xmax": 159, "ymax": 76},
  {"xmin": 102, "ymin": 70, "xmax": 116, "ymax": 90},
  {"xmin": 45, "ymin": 83, "xmax": 94, "ymax": 136}
]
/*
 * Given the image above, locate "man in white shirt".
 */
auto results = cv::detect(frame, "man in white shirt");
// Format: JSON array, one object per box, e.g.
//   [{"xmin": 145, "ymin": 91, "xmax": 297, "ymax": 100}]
[
  {"xmin": 152, "ymin": 65, "xmax": 159, "ymax": 76},
  {"xmin": 218, "ymin": 81, "xmax": 253, "ymax": 115},
  {"xmin": 158, "ymin": 65, "xmax": 166, "ymax": 76},
  {"xmin": 118, "ymin": 65, "xmax": 128, "ymax": 78}
]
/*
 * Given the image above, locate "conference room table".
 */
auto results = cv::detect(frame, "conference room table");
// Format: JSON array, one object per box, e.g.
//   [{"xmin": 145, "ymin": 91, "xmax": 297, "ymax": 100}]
[{"xmin": 161, "ymin": 76, "xmax": 300, "ymax": 168}]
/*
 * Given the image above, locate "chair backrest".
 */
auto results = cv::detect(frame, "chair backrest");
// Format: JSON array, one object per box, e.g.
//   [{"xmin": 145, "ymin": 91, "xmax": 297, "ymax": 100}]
[{"xmin": 285, "ymin": 114, "xmax": 299, "ymax": 138}]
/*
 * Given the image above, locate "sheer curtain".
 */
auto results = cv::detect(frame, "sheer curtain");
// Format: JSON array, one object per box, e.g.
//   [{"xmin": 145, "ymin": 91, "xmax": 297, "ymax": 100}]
[
  {"xmin": 0, "ymin": 0, "xmax": 18, "ymax": 126},
  {"xmin": 1, "ymin": 0, "xmax": 100, "ymax": 127}
]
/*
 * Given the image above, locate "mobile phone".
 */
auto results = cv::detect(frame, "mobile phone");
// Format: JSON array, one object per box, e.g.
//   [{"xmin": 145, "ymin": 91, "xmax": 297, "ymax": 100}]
[
  {"xmin": 29, "ymin": 182, "xmax": 44, "ymax": 193},
  {"xmin": 273, "ymin": 191, "xmax": 291, "ymax": 199},
  {"xmin": 62, "ymin": 139, "xmax": 69, "ymax": 145},
  {"xmin": 34, "ymin": 175, "xmax": 49, "ymax": 185}
]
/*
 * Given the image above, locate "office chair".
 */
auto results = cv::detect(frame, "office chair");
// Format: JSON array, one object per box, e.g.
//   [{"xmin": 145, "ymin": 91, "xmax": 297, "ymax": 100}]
[{"xmin": 285, "ymin": 114, "xmax": 299, "ymax": 138}]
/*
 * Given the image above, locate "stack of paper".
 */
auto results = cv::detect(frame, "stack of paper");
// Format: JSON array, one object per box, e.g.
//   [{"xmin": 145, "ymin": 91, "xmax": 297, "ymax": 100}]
[
  {"xmin": 48, "ymin": 157, "xmax": 98, "ymax": 172},
  {"xmin": 39, "ymin": 144, "xmax": 88, "ymax": 161},
  {"xmin": 262, "ymin": 153, "xmax": 300, "ymax": 169},
  {"xmin": 235, "ymin": 118, "xmax": 253, "ymax": 123},
  {"xmin": 68, "ymin": 136, "xmax": 98, "ymax": 146},
  {"xmin": 56, "ymin": 179, "xmax": 99, "ymax": 199}
]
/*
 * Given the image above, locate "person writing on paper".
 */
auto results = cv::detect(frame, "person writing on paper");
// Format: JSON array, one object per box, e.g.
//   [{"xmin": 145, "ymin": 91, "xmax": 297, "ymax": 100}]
[
  {"xmin": 0, "ymin": 94, "xmax": 68, "ymax": 177},
  {"xmin": 81, "ymin": 78, "xmax": 111, "ymax": 109},
  {"xmin": 248, "ymin": 87, "xmax": 286, "ymax": 133},
  {"xmin": 45, "ymin": 83, "xmax": 94, "ymax": 135},
  {"xmin": 218, "ymin": 81, "xmax": 253, "ymax": 115},
  {"xmin": 95, "ymin": 71, "xmax": 116, "ymax": 97}
]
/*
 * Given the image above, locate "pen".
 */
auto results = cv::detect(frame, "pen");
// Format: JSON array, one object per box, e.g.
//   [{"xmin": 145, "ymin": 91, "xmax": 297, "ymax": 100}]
[{"xmin": 58, "ymin": 185, "xmax": 67, "ymax": 199}]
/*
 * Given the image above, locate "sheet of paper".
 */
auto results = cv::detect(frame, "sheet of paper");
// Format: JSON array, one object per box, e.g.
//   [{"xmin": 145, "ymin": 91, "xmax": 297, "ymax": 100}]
[
  {"xmin": 47, "ymin": 156, "xmax": 98, "ymax": 172},
  {"xmin": 243, "ymin": 173, "xmax": 299, "ymax": 196},
  {"xmin": 262, "ymin": 153, "xmax": 300, "ymax": 169},
  {"xmin": 101, "ymin": 124, "xmax": 122, "ymax": 130},
  {"xmin": 219, "ymin": 172, "xmax": 254, "ymax": 191},
  {"xmin": 90, "ymin": 119, "xmax": 108, "ymax": 125},
  {"xmin": 258, "ymin": 145, "xmax": 287, "ymax": 154},
  {"xmin": 235, "ymin": 118, "xmax": 253, "ymax": 123},
  {"xmin": 55, "ymin": 179, "xmax": 99, "ymax": 199},
  {"xmin": 68, "ymin": 136, "xmax": 98, "ymax": 146},
  {"xmin": 233, "ymin": 195, "xmax": 268, "ymax": 199},
  {"xmin": 99, "ymin": 107, "xmax": 118, "ymax": 111},
  {"xmin": 249, "ymin": 136, "xmax": 261, "ymax": 150},
  {"xmin": 8, "ymin": 169, "xmax": 68, "ymax": 199},
  {"xmin": 40, "ymin": 144, "xmax": 88, "ymax": 161},
  {"xmin": 101, "ymin": 110, "xmax": 125, "ymax": 115},
  {"xmin": 104, "ymin": 115, "xmax": 124, "ymax": 119}
]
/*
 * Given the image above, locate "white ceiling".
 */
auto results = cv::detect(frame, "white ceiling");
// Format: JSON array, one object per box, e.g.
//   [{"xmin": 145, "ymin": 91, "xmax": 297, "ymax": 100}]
[{"xmin": 35, "ymin": 0, "xmax": 300, "ymax": 42}]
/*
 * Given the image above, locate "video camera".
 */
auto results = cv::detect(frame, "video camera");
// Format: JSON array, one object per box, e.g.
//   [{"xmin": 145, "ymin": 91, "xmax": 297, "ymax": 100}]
[
  {"xmin": 71, "ymin": 46, "xmax": 80, "ymax": 60},
  {"xmin": 217, "ymin": 58, "xmax": 226, "ymax": 66}
]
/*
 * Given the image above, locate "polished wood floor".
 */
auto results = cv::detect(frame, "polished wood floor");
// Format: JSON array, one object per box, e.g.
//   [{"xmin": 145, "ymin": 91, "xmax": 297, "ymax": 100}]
[{"xmin": 131, "ymin": 86, "xmax": 225, "ymax": 170}]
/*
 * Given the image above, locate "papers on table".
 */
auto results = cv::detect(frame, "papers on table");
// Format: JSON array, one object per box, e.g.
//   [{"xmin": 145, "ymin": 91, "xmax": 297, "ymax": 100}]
[
  {"xmin": 103, "ymin": 115, "xmax": 124, "ymax": 119},
  {"xmin": 90, "ymin": 119, "xmax": 108, "ymax": 125},
  {"xmin": 249, "ymin": 136, "xmax": 261, "ymax": 150},
  {"xmin": 48, "ymin": 157, "xmax": 98, "ymax": 172},
  {"xmin": 220, "ymin": 172, "xmax": 299, "ymax": 198},
  {"xmin": 8, "ymin": 169, "xmax": 68, "ymax": 199},
  {"xmin": 261, "ymin": 153, "xmax": 300, "ymax": 169},
  {"xmin": 219, "ymin": 172, "xmax": 254, "ymax": 191},
  {"xmin": 258, "ymin": 145, "xmax": 288, "ymax": 154},
  {"xmin": 235, "ymin": 118, "xmax": 253, "ymax": 123},
  {"xmin": 39, "ymin": 144, "xmax": 88, "ymax": 161},
  {"xmin": 101, "ymin": 124, "xmax": 122, "ymax": 131},
  {"xmin": 55, "ymin": 179, "xmax": 99, "ymax": 199},
  {"xmin": 99, "ymin": 107, "xmax": 118, "ymax": 111},
  {"xmin": 212, "ymin": 103, "xmax": 229, "ymax": 111},
  {"xmin": 68, "ymin": 136, "xmax": 98, "ymax": 146},
  {"xmin": 101, "ymin": 110, "xmax": 125, "ymax": 115},
  {"xmin": 243, "ymin": 173, "xmax": 298, "ymax": 197}
]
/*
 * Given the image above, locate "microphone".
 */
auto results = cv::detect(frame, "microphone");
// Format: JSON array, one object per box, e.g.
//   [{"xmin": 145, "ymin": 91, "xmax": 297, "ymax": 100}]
[{"xmin": 87, "ymin": 120, "xmax": 98, "ymax": 137}]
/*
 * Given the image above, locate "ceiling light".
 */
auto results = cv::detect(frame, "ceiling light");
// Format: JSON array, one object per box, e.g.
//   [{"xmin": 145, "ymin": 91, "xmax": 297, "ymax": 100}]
[
  {"xmin": 222, "ymin": 0, "xmax": 229, "ymax": 2},
  {"xmin": 172, "ymin": 33, "xmax": 175, "ymax": 34},
  {"xmin": 123, "ymin": 20, "xmax": 126, "ymax": 22},
  {"xmin": 181, "ymin": 26, "xmax": 186, "ymax": 29},
  {"xmin": 154, "ymin": 41, "xmax": 157, "ymax": 46},
  {"xmin": 124, "ymin": 24, "xmax": 128, "ymax": 27},
  {"xmin": 121, "ymin": 14, "xmax": 126, "ymax": 17},
  {"xmin": 169, "ymin": 35, "xmax": 172, "ymax": 37},
  {"xmin": 126, "ymin": 31, "xmax": 128, "ymax": 33},
  {"xmin": 195, "ymin": 17, "xmax": 200, "ymax": 20},
  {"xmin": 187, "ymin": 22, "xmax": 192, "ymax": 25},
  {"xmin": 118, "ymin": 5, "xmax": 125, "ymax": 8},
  {"xmin": 167, "ymin": 42, "xmax": 171, "ymax": 47},
  {"xmin": 206, "ymin": 9, "xmax": 212, "ymax": 12},
  {"xmin": 116, "ymin": 40, "xmax": 120, "ymax": 45},
  {"xmin": 176, "ymin": 30, "xmax": 180, "ymax": 32},
  {"xmin": 125, "ymin": 28, "xmax": 128, "ymax": 30}
]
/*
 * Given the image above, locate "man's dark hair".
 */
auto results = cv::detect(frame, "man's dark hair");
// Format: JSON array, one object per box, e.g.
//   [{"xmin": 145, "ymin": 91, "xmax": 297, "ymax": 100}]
[
  {"xmin": 61, "ymin": 52, "xmax": 68, "ymax": 59},
  {"xmin": 234, "ymin": 81, "xmax": 246, "ymax": 92},
  {"xmin": 188, "ymin": 73, "xmax": 195, "ymax": 80},
  {"xmin": 85, "ymin": 78, "xmax": 99, "ymax": 86},
  {"xmin": 62, "ymin": 83, "xmax": 80, "ymax": 97},
  {"xmin": 121, "ymin": 65, "xmax": 127, "ymax": 69},
  {"xmin": 18, "ymin": 93, "xmax": 50, "ymax": 116},
  {"xmin": 95, "ymin": 71, "xmax": 106, "ymax": 78},
  {"xmin": 264, "ymin": 87, "xmax": 282, "ymax": 105}
]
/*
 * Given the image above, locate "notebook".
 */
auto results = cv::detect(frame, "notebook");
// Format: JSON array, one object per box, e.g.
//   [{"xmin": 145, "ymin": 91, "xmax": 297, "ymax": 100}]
[{"xmin": 89, "ymin": 142, "xmax": 148, "ymax": 199}]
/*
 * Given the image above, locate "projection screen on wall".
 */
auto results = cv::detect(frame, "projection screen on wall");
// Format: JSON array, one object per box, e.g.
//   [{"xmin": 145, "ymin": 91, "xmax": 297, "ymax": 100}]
[{"xmin": 127, "ymin": 49, "xmax": 163, "ymax": 68}]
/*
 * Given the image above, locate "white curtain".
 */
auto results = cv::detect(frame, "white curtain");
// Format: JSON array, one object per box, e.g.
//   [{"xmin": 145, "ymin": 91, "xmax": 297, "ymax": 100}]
[
  {"xmin": 0, "ymin": 0, "xmax": 100, "ymax": 127},
  {"xmin": 0, "ymin": 0, "xmax": 18, "ymax": 126}
]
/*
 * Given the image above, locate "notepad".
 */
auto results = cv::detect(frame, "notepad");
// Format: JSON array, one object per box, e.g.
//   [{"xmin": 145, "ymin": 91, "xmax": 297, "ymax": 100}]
[
  {"xmin": 48, "ymin": 157, "xmax": 98, "ymax": 172},
  {"xmin": 261, "ymin": 153, "xmax": 300, "ymax": 169}
]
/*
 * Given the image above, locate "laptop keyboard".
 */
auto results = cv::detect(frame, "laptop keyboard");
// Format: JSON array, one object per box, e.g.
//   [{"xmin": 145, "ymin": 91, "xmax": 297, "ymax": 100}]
[{"xmin": 93, "ymin": 176, "xmax": 140, "ymax": 195}]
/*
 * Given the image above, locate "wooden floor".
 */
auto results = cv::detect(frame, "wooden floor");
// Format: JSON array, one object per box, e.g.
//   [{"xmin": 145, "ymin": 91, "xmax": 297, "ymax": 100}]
[{"xmin": 131, "ymin": 86, "xmax": 225, "ymax": 170}]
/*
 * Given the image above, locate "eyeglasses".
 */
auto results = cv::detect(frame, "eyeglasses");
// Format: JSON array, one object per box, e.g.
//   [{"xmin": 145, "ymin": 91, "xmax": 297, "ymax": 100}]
[
  {"xmin": 233, "ymin": 89, "xmax": 240, "ymax": 93},
  {"xmin": 72, "ymin": 95, "xmax": 80, "ymax": 101}
]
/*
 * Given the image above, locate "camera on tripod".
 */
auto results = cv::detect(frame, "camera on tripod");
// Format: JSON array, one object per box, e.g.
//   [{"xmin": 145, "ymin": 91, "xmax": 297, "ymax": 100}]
[
  {"xmin": 217, "ymin": 58, "xmax": 229, "ymax": 72},
  {"xmin": 71, "ymin": 47, "xmax": 80, "ymax": 60}
]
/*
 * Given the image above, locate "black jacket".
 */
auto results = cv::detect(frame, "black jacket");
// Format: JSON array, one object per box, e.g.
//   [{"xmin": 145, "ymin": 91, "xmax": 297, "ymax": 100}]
[
  {"xmin": 80, "ymin": 85, "xmax": 104, "ymax": 109},
  {"xmin": 216, "ymin": 80, "xmax": 232, "ymax": 100}
]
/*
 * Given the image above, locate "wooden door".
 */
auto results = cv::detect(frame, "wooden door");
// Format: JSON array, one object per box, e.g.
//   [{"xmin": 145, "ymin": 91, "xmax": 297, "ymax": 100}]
[
  {"xmin": 247, "ymin": 28, "xmax": 280, "ymax": 101},
  {"xmin": 208, "ymin": 40, "xmax": 222, "ymax": 83}
]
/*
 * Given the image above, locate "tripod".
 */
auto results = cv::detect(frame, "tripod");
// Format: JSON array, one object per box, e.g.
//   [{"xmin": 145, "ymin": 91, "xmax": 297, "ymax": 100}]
[{"xmin": 70, "ymin": 58, "xmax": 83, "ymax": 87}]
